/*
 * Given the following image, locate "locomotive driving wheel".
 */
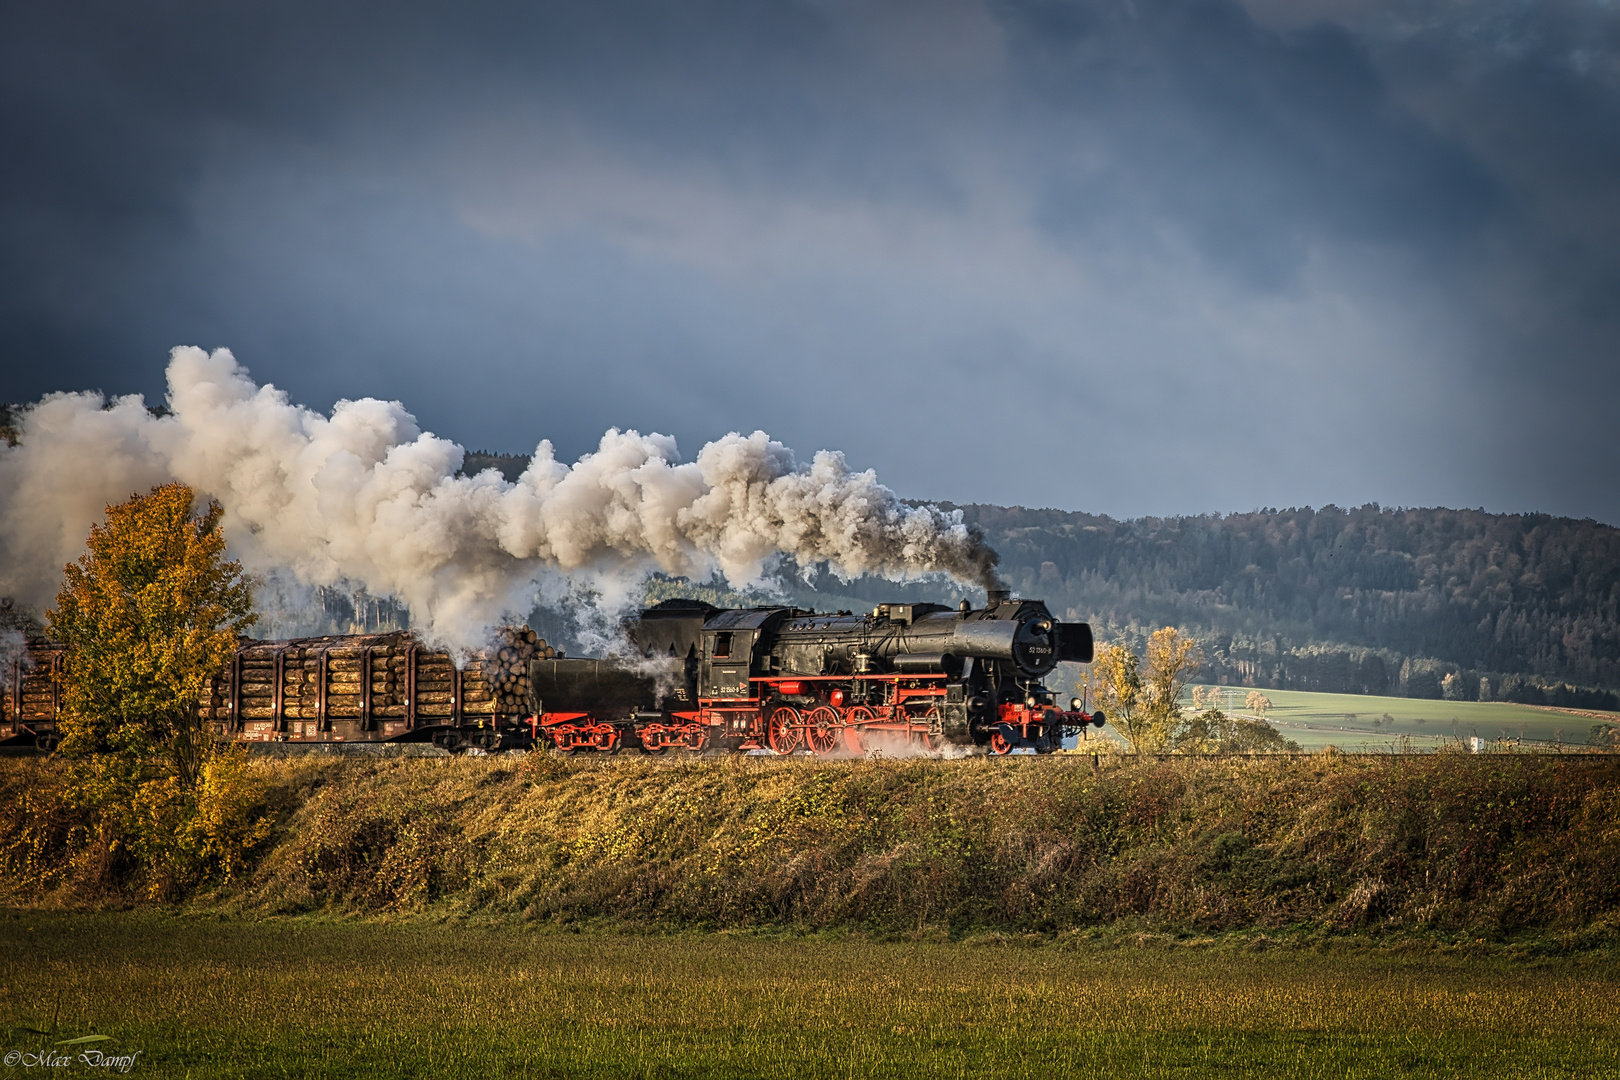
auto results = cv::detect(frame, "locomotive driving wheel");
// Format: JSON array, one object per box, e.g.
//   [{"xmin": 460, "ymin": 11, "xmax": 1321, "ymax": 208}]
[
  {"xmin": 768, "ymin": 706, "xmax": 804, "ymax": 754},
  {"xmin": 840, "ymin": 705, "xmax": 876, "ymax": 754},
  {"xmin": 805, "ymin": 705, "xmax": 841, "ymax": 756},
  {"xmin": 988, "ymin": 728, "xmax": 1015, "ymax": 755},
  {"xmin": 913, "ymin": 706, "xmax": 943, "ymax": 753}
]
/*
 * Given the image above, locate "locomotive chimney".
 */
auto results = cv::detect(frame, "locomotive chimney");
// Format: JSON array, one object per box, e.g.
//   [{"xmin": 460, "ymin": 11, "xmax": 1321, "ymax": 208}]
[{"xmin": 986, "ymin": 588, "xmax": 1010, "ymax": 605}]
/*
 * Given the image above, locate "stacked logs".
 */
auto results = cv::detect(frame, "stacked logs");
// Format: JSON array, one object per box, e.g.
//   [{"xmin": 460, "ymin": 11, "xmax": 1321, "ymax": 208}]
[
  {"xmin": 200, "ymin": 627, "xmax": 563, "ymax": 728},
  {"xmin": 483, "ymin": 626, "xmax": 559, "ymax": 715},
  {"xmin": 3, "ymin": 642, "xmax": 63, "ymax": 724}
]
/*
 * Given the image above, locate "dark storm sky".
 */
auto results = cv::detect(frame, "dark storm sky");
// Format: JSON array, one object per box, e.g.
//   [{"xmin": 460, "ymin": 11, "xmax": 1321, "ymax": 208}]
[{"xmin": 3, "ymin": 0, "xmax": 1617, "ymax": 522}]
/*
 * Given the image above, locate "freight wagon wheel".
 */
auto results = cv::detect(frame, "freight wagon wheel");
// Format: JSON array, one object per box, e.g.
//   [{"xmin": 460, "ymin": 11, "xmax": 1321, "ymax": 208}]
[
  {"xmin": 805, "ymin": 706, "xmax": 841, "ymax": 756},
  {"xmin": 767, "ymin": 707, "xmax": 803, "ymax": 754}
]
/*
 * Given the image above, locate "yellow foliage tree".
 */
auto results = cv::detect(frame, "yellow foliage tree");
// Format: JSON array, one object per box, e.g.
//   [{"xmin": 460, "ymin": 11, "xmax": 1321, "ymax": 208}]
[
  {"xmin": 1090, "ymin": 628, "xmax": 1205, "ymax": 753},
  {"xmin": 1144, "ymin": 627, "xmax": 1202, "ymax": 721},
  {"xmin": 1088, "ymin": 628, "xmax": 1205, "ymax": 757},
  {"xmin": 1088, "ymin": 642, "xmax": 1150, "ymax": 751},
  {"xmin": 47, "ymin": 483, "xmax": 256, "ymax": 784}
]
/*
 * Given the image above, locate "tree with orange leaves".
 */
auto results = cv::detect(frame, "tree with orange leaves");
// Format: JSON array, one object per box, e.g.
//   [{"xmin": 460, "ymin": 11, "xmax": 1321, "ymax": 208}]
[{"xmin": 48, "ymin": 483, "xmax": 255, "ymax": 784}]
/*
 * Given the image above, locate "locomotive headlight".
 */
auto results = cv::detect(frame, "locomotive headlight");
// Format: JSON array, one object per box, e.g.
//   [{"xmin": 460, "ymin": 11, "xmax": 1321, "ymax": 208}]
[
  {"xmin": 1032, "ymin": 618, "xmax": 1053, "ymax": 635},
  {"xmin": 1070, "ymin": 697, "xmax": 1083, "ymax": 712}
]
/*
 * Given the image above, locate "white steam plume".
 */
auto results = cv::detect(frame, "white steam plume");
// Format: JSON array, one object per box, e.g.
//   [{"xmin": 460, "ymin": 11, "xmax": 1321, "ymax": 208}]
[
  {"xmin": 0, "ymin": 628, "xmax": 28, "ymax": 693},
  {"xmin": 0, "ymin": 348, "xmax": 999, "ymax": 651}
]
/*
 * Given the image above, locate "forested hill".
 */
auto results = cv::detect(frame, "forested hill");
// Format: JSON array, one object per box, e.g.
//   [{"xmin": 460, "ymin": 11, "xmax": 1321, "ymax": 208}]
[{"xmin": 946, "ymin": 503, "xmax": 1620, "ymax": 706}]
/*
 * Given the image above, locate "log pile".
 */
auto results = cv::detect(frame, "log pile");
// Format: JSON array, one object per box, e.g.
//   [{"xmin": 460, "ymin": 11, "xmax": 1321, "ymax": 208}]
[
  {"xmin": 483, "ymin": 625, "xmax": 557, "ymax": 715},
  {"xmin": 201, "ymin": 626, "xmax": 561, "ymax": 727},
  {"xmin": 3, "ymin": 643, "xmax": 63, "ymax": 723}
]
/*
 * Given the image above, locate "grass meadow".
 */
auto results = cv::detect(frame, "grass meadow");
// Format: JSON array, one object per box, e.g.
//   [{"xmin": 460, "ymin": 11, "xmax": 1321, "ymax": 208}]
[{"xmin": 3, "ymin": 912, "xmax": 1619, "ymax": 1079}]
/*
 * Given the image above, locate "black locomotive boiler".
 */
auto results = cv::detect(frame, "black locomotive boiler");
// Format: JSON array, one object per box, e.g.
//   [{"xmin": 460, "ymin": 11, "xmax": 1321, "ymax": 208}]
[{"xmin": 532, "ymin": 589, "xmax": 1105, "ymax": 755}]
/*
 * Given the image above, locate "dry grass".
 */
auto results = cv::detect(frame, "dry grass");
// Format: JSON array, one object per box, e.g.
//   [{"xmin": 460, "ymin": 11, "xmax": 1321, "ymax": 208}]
[{"xmin": 4, "ymin": 753, "xmax": 1620, "ymax": 942}]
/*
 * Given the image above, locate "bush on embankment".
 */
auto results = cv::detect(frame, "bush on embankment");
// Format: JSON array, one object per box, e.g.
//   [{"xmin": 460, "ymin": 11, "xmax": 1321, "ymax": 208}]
[{"xmin": 2, "ymin": 752, "xmax": 1618, "ymax": 940}]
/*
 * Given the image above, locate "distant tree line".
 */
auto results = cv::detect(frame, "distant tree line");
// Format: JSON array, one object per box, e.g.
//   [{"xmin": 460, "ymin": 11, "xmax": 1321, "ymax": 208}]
[
  {"xmin": 944, "ymin": 502, "xmax": 1620, "ymax": 706},
  {"xmin": 460, "ymin": 450, "xmax": 530, "ymax": 483}
]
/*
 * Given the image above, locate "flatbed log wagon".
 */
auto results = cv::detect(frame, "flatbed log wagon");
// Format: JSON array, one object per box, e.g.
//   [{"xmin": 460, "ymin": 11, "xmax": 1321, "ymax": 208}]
[
  {"xmin": 2, "ymin": 642, "xmax": 66, "ymax": 752},
  {"xmin": 2, "ymin": 627, "xmax": 552, "ymax": 753}
]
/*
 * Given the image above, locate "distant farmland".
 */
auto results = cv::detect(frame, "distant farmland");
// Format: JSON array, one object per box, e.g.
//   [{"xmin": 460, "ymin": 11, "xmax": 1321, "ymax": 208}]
[{"xmin": 1181, "ymin": 687, "xmax": 1620, "ymax": 752}]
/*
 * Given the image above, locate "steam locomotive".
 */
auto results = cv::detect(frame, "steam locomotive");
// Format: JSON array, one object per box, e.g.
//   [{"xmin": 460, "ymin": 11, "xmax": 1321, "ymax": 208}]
[
  {"xmin": 534, "ymin": 589, "xmax": 1104, "ymax": 755},
  {"xmin": 2, "ymin": 590, "xmax": 1105, "ymax": 756}
]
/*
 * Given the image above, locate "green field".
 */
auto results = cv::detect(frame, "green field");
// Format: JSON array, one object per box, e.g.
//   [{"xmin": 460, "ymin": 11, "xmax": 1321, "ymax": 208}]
[
  {"xmin": 2, "ymin": 913, "xmax": 1618, "ymax": 1079},
  {"xmin": 1181, "ymin": 687, "xmax": 1619, "ymax": 752}
]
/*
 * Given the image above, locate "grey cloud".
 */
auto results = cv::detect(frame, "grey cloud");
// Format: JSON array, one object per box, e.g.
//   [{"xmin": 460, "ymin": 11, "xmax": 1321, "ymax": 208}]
[
  {"xmin": 999, "ymin": 0, "xmax": 1501, "ymax": 285},
  {"xmin": 0, "ymin": 0, "xmax": 1617, "ymax": 524}
]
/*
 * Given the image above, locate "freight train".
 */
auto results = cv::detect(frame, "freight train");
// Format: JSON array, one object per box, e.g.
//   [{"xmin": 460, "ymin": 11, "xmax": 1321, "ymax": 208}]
[{"xmin": 1, "ymin": 590, "xmax": 1105, "ymax": 756}]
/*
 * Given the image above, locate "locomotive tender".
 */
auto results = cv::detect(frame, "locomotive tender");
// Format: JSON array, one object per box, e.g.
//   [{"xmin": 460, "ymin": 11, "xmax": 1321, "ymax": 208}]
[
  {"xmin": 1, "ymin": 591, "xmax": 1106, "ymax": 756},
  {"xmin": 534, "ymin": 589, "xmax": 1104, "ymax": 755}
]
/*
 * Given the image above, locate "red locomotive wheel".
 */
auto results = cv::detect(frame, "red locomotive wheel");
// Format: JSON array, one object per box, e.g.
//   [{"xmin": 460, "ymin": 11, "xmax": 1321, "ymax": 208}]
[
  {"xmin": 768, "ymin": 707, "xmax": 804, "ymax": 754},
  {"xmin": 913, "ymin": 707, "xmax": 943, "ymax": 752},
  {"xmin": 840, "ymin": 705, "xmax": 875, "ymax": 754},
  {"xmin": 988, "ymin": 730, "xmax": 1015, "ymax": 755},
  {"xmin": 805, "ymin": 706, "xmax": 841, "ymax": 755}
]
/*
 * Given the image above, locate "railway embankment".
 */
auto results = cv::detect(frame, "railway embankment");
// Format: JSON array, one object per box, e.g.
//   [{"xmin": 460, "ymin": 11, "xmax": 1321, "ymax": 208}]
[{"xmin": 2, "ymin": 753, "xmax": 1618, "ymax": 944}]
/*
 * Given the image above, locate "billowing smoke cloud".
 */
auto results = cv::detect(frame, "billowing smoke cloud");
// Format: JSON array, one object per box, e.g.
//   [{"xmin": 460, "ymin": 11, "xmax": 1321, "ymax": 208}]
[{"xmin": 0, "ymin": 347, "xmax": 999, "ymax": 651}]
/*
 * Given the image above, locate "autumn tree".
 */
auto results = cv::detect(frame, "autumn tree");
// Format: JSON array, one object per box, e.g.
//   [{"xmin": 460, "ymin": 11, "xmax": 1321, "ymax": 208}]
[
  {"xmin": 1091, "ymin": 628, "xmax": 1204, "ymax": 753},
  {"xmin": 1244, "ymin": 691, "xmax": 1271, "ymax": 717},
  {"xmin": 1089, "ymin": 642, "xmax": 1150, "ymax": 751},
  {"xmin": 1176, "ymin": 707, "xmax": 1300, "ymax": 754},
  {"xmin": 1144, "ymin": 626, "xmax": 1201, "ymax": 726},
  {"xmin": 1090, "ymin": 630, "xmax": 1296, "ymax": 753},
  {"xmin": 48, "ymin": 484, "xmax": 256, "ymax": 784}
]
